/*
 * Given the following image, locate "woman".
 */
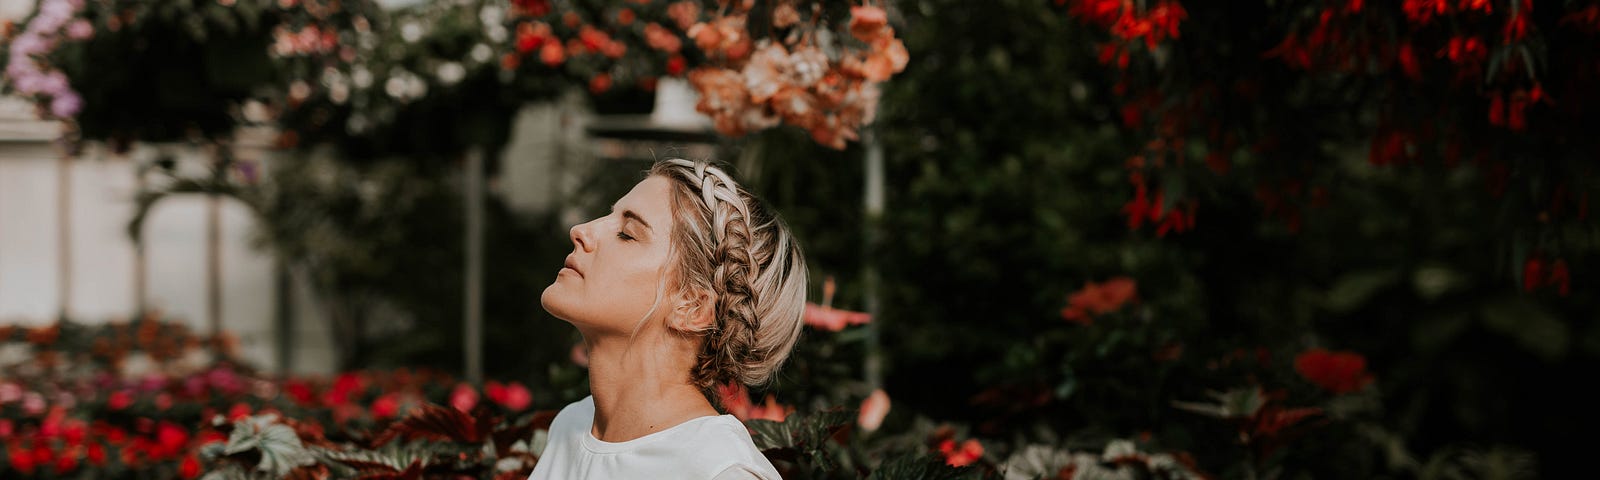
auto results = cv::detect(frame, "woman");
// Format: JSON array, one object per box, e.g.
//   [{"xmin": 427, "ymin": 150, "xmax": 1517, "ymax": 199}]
[{"xmin": 528, "ymin": 159, "xmax": 807, "ymax": 479}]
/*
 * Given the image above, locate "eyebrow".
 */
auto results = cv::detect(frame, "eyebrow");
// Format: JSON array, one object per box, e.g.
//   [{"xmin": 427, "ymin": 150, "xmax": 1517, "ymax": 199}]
[{"xmin": 614, "ymin": 207, "xmax": 653, "ymax": 231}]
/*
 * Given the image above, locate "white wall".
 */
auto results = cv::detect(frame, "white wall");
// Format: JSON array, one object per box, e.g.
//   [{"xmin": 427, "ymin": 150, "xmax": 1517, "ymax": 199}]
[{"xmin": 0, "ymin": 97, "xmax": 337, "ymax": 375}]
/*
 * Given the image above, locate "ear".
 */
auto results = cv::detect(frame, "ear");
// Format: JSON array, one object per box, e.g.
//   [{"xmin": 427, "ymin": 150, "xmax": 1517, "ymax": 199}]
[{"xmin": 666, "ymin": 287, "xmax": 718, "ymax": 334}]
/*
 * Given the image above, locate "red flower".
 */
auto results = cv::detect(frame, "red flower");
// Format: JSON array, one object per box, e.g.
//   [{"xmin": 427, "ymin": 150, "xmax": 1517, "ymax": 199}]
[
  {"xmin": 1549, "ymin": 259, "xmax": 1571, "ymax": 297},
  {"xmin": 666, "ymin": 55, "xmax": 687, "ymax": 75},
  {"xmin": 30, "ymin": 444, "xmax": 51, "ymax": 471},
  {"xmin": 486, "ymin": 381, "xmax": 533, "ymax": 412},
  {"xmin": 1293, "ymin": 348, "xmax": 1374, "ymax": 394},
  {"xmin": 589, "ymin": 73, "xmax": 613, "ymax": 94},
  {"xmin": 54, "ymin": 451, "xmax": 77, "ymax": 474},
  {"xmin": 1402, "ymin": 0, "xmax": 1449, "ymax": 24},
  {"xmin": 154, "ymin": 422, "xmax": 189, "ymax": 460},
  {"xmin": 107, "ymin": 390, "xmax": 133, "ymax": 410},
  {"xmin": 9, "ymin": 444, "xmax": 36, "ymax": 475},
  {"xmin": 283, "ymin": 380, "xmax": 314, "ymax": 405},
  {"xmin": 516, "ymin": 30, "xmax": 544, "ymax": 54},
  {"xmin": 1397, "ymin": 43, "xmax": 1422, "ymax": 80},
  {"xmin": 511, "ymin": 0, "xmax": 550, "ymax": 17},
  {"xmin": 1561, "ymin": 5, "xmax": 1600, "ymax": 33},
  {"xmin": 1523, "ymin": 254, "xmax": 1544, "ymax": 292},
  {"xmin": 1504, "ymin": 11, "xmax": 1530, "ymax": 43},
  {"xmin": 228, "ymin": 402, "xmax": 251, "ymax": 421},
  {"xmin": 179, "ymin": 455, "xmax": 201, "ymax": 480},
  {"xmin": 938, "ymin": 438, "xmax": 984, "ymax": 467},
  {"xmin": 86, "ymin": 443, "xmax": 106, "ymax": 466},
  {"xmin": 371, "ymin": 392, "xmax": 401, "ymax": 420}
]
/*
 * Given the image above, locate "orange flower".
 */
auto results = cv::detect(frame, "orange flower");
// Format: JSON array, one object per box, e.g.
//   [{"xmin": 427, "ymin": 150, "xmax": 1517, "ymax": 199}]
[
  {"xmin": 539, "ymin": 42, "xmax": 565, "ymax": 67},
  {"xmin": 715, "ymin": 382, "xmax": 794, "ymax": 422},
  {"xmin": 578, "ymin": 25, "xmax": 610, "ymax": 53},
  {"xmin": 773, "ymin": 3, "xmax": 800, "ymax": 28},
  {"xmin": 849, "ymin": 5, "xmax": 890, "ymax": 42},
  {"xmin": 741, "ymin": 42, "xmax": 789, "ymax": 102},
  {"xmin": 1060, "ymin": 276, "xmax": 1138, "ymax": 325},
  {"xmin": 644, "ymin": 23, "xmax": 682, "ymax": 53},
  {"xmin": 667, "ymin": 1, "xmax": 701, "ymax": 30},
  {"xmin": 1293, "ymin": 348, "xmax": 1374, "ymax": 394}
]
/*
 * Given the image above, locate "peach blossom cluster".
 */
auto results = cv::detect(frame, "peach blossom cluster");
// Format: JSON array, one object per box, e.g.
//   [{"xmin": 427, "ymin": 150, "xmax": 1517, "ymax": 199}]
[{"xmin": 686, "ymin": 3, "xmax": 908, "ymax": 149}]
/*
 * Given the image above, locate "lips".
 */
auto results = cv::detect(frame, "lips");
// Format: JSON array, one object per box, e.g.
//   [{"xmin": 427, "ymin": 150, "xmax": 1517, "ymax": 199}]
[{"xmin": 562, "ymin": 255, "xmax": 582, "ymax": 276}]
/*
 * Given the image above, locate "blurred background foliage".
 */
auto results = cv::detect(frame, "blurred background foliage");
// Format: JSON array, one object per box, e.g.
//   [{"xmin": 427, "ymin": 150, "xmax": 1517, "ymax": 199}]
[{"xmin": 3, "ymin": 0, "xmax": 1598, "ymax": 477}]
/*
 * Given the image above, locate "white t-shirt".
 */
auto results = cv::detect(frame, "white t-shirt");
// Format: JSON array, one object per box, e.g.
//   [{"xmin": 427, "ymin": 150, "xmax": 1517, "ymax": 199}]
[{"xmin": 527, "ymin": 396, "xmax": 781, "ymax": 480}]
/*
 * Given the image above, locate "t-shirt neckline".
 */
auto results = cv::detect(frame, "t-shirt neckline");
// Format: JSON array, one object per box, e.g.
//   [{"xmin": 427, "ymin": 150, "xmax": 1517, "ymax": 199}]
[{"xmin": 579, "ymin": 404, "xmax": 738, "ymax": 453}]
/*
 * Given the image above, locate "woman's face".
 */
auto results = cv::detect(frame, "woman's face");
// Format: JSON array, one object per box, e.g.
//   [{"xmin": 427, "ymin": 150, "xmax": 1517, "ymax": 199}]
[{"xmin": 541, "ymin": 175, "xmax": 678, "ymax": 335}]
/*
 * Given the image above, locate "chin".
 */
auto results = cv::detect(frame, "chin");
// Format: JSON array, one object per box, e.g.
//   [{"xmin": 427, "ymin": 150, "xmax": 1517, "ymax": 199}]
[{"xmin": 540, "ymin": 283, "xmax": 575, "ymax": 323}]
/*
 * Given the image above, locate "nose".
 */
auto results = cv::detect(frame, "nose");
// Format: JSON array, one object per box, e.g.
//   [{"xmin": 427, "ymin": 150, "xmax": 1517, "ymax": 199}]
[{"xmin": 569, "ymin": 220, "xmax": 595, "ymax": 253}]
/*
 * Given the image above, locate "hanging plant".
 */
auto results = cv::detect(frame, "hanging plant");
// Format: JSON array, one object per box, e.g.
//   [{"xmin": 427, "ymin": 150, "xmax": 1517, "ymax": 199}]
[
  {"xmin": 502, "ymin": 0, "xmax": 706, "ymax": 116},
  {"xmin": 684, "ymin": 0, "xmax": 909, "ymax": 150}
]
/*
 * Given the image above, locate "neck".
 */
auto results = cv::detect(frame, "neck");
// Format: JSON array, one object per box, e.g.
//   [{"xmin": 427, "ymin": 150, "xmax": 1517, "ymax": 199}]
[{"xmin": 582, "ymin": 328, "xmax": 718, "ymax": 442}]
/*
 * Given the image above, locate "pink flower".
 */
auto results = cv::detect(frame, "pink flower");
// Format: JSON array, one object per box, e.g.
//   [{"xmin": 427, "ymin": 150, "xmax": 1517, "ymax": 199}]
[
  {"xmin": 803, "ymin": 303, "xmax": 871, "ymax": 332},
  {"xmin": 858, "ymin": 389, "xmax": 890, "ymax": 432},
  {"xmin": 450, "ymin": 383, "xmax": 479, "ymax": 412}
]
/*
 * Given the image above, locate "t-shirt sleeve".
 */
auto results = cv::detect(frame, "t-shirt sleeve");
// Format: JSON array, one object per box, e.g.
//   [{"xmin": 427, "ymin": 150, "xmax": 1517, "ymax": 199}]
[{"xmin": 711, "ymin": 464, "xmax": 770, "ymax": 480}]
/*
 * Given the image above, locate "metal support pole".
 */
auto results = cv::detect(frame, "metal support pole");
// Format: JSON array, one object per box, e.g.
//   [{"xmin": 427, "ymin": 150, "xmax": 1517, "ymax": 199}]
[
  {"xmin": 464, "ymin": 149, "xmax": 485, "ymax": 384},
  {"xmin": 863, "ymin": 127, "xmax": 885, "ymax": 390}
]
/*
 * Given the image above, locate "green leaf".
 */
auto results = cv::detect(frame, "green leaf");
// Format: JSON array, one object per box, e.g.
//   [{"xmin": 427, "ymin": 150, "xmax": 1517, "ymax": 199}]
[
  {"xmin": 1412, "ymin": 313, "xmax": 1471, "ymax": 354},
  {"xmin": 1411, "ymin": 265, "xmax": 1468, "ymax": 300},
  {"xmin": 223, "ymin": 415, "xmax": 315, "ymax": 477},
  {"xmin": 869, "ymin": 452, "xmax": 982, "ymax": 480},
  {"xmin": 1481, "ymin": 297, "xmax": 1569, "ymax": 362},
  {"xmin": 1324, "ymin": 270, "xmax": 1401, "ymax": 312}
]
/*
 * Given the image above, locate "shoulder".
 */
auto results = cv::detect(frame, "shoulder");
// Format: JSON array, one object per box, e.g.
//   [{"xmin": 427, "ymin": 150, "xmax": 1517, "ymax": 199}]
[
  {"xmin": 547, "ymin": 395, "xmax": 595, "ymax": 433},
  {"xmin": 668, "ymin": 416, "xmax": 781, "ymax": 479}
]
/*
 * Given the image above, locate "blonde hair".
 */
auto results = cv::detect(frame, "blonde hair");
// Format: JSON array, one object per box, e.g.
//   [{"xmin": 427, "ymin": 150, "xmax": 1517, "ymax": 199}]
[{"xmin": 649, "ymin": 158, "xmax": 808, "ymax": 391}]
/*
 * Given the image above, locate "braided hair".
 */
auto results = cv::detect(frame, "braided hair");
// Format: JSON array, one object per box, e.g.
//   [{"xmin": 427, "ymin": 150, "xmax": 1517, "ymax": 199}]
[{"xmin": 649, "ymin": 159, "xmax": 808, "ymax": 392}]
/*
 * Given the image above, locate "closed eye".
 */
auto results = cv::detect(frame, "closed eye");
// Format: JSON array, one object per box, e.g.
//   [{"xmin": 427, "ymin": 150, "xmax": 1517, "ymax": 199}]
[{"xmin": 617, "ymin": 232, "xmax": 635, "ymax": 241}]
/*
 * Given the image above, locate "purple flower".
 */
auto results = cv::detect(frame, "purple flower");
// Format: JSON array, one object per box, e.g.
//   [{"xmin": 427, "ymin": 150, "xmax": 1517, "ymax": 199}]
[
  {"xmin": 66, "ymin": 19, "xmax": 93, "ymax": 40},
  {"xmin": 35, "ymin": 1, "xmax": 76, "ymax": 30},
  {"xmin": 9, "ymin": 32, "xmax": 47, "ymax": 57},
  {"xmin": 50, "ymin": 93, "xmax": 81, "ymax": 118}
]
